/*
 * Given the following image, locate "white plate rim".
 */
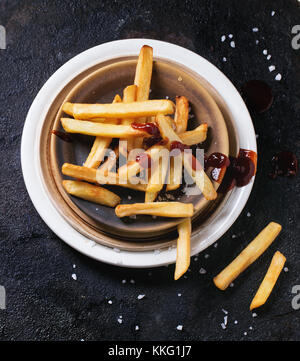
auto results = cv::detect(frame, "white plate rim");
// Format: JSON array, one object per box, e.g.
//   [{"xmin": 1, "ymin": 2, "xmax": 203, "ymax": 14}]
[{"xmin": 21, "ymin": 39, "xmax": 256, "ymax": 268}]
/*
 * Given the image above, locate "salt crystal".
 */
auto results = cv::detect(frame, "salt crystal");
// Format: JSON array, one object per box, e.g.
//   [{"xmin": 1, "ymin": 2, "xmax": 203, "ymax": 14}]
[
  {"xmin": 214, "ymin": 243, "xmax": 218, "ymax": 248},
  {"xmin": 275, "ymin": 73, "xmax": 282, "ymax": 81},
  {"xmin": 204, "ymin": 254, "xmax": 210, "ymax": 259},
  {"xmin": 230, "ymin": 41, "xmax": 235, "ymax": 48},
  {"xmin": 117, "ymin": 318, "xmax": 123, "ymax": 324},
  {"xmin": 130, "ymin": 279, "xmax": 135, "ymax": 284},
  {"xmin": 224, "ymin": 315, "xmax": 228, "ymax": 326},
  {"xmin": 108, "ymin": 300, "xmax": 112, "ymax": 304},
  {"xmin": 234, "ymin": 320, "xmax": 238, "ymax": 324},
  {"xmin": 244, "ymin": 332, "xmax": 247, "ymax": 336},
  {"xmin": 137, "ymin": 294, "xmax": 145, "ymax": 300},
  {"xmin": 122, "ymin": 279, "xmax": 126, "ymax": 284},
  {"xmin": 252, "ymin": 313, "xmax": 257, "ymax": 318},
  {"xmin": 128, "ymin": 195, "xmax": 132, "ymax": 200},
  {"xmin": 267, "ymin": 54, "xmax": 271, "ymax": 60},
  {"xmin": 284, "ymin": 267, "xmax": 289, "ymax": 272},
  {"xmin": 221, "ymin": 323, "xmax": 226, "ymax": 330},
  {"xmin": 221, "ymin": 35, "xmax": 226, "ymax": 42},
  {"xmin": 228, "ymin": 34, "xmax": 233, "ymax": 39},
  {"xmin": 71, "ymin": 273, "xmax": 77, "ymax": 281},
  {"xmin": 194, "ymin": 257, "xmax": 198, "ymax": 261},
  {"xmin": 252, "ymin": 27, "xmax": 259, "ymax": 32},
  {"xmin": 232, "ymin": 234, "xmax": 237, "ymax": 239},
  {"xmin": 271, "ymin": 11, "xmax": 275, "ymax": 16},
  {"xmin": 255, "ymin": 40, "xmax": 259, "ymax": 44},
  {"xmin": 73, "ymin": 264, "xmax": 76, "ymax": 269},
  {"xmin": 230, "ymin": 283, "xmax": 234, "ymax": 288},
  {"xmin": 247, "ymin": 212, "xmax": 251, "ymax": 217},
  {"xmin": 177, "ymin": 325, "xmax": 183, "ymax": 331},
  {"xmin": 222, "ymin": 309, "xmax": 228, "ymax": 315},
  {"xmin": 263, "ymin": 49, "xmax": 268, "ymax": 55},
  {"xmin": 135, "ymin": 325, "xmax": 139, "ymax": 331},
  {"xmin": 222, "ymin": 57, "xmax": 227, "ymax": 62},
  {"xmin": 249, "ymin": 326, "xmax": 253, "ymax": 330},
  {"xmin": 178, "ymin": 293, "xmax": 182, "ymax": 297},
  {"xmin": 199, "ymin": 268, "xmax": 206, "ymax": 274},
  {"xmin": 269, "ymin": 65, "xmax": 275, "ymax": 72}
]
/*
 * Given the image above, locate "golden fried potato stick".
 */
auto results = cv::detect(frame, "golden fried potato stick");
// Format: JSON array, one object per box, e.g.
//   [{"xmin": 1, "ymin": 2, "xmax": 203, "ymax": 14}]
[
  {"xmin": 174, "ymin": 218, "xmax": 191, "ymax": 280},
  {"xmin": 174, "ymin": 96, "xmax": 189, "ymax": 134},
  {"xmin": 213, "ymin": 222, "xmax": 282, "ymax": 291},
  {"xmin": 145, "ymin": 191, "xmax": 158, "ymax": 203},
  {"xmin": 62, "ymin": 99, "xmax": 174, "ymax": 119},
  {"xmin": 98, "ymin": 146, "xmax": 119, "ymax": 173},
  {"xmin": 120, "ymin": 85, "xmax": 137, "ymax": 156},
  {"xmin": 146, "ymin": 147, "xmax": 169, "ymax": 193},
  {"xmin": 62, "ymin": 180, "xmax": 121, "ymax": 207},
  {"xmin": 115, "ymin": 202, "xmax": 194, "ymax": 218},
  {"xmin": 180, "ymin": 124, "xmax": 208, "ymax": 146},
  {"xmin": 62, "ymin": 163, "xmax": 146, "ymax": 192},
  {"xmin": 166, "ymin": 154, "xmax": 183, "ymax": 191},
  {"xmin": 156, "ymin": 114, "xmax": 217, "ymax": 200},
  {"xmin": 133, "ymin": 45, "xmax": 153, "ymax": 148},
  {"xmin": 84, "ymin": 94, "xmax": 121, "ymax": 168},
  {"xmin": 250, "ymin": 251, "xmax": 286, "ymax": 310},
  {"xmin": 61, "ymin": 118, "xmax": 147, "ymax": 138}
]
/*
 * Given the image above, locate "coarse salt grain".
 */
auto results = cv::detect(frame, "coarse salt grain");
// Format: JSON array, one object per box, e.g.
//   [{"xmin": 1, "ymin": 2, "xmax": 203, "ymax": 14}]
[
  {"xmin": 128, "ymin": 195, "xmax": 132, "ymax": 200},
  {"xmin": 252, "ymin": 313, "xmax": 257, "ymax": 318},
  {"xmin": 204, "ymin": 254, "xmax": 210, "ymax": 259},
  {"xmin": 234, "ymin": 320, "xmax": 238, "ymax": 324},
  {"xmin": 255, "ymin": 40, "xmax": 259, "ymax": 44},
  {"xmin": 137, "ymin": 294, "xmax": 145, "ymax": 300},
  {"xmin": 230, "ymin": 41, "xmax": 235, "ymax": 48},
  {"xmin": 199, "ymin": 268, "xmax": 206, "ymax": 274},
  {"xmin": 252, "ymin": 27, "xmax": 259, "ymax": 32},
  {"xmin": 117, "ymin": 318, "xmax": 123, "ymax": 324},
  {"xmin": 275, "ymin": 73, "xmax": 282, "ymax": 81},
  {"xmin": 221, "ymin": 323, "xmax": 226, "ymax": 330},
  {"xmin": 73, "ymin": 264, "xmax": 76, "ymax": 269},
  {"xmin": 271, "ymin": 11, "xmax": 275, "ymax": 16},
  {"xmin": 135, "ymin": 325, "xmax": 139, "ymax": 331},
  {"xmin": 284, "ymin": 267, "xmax": 289, "ymax": 272},
  {"xmin": 222, "ymin": 57, "xmax": 227, "ymax": 62},
  {"xmin": 247, "ymin": 212, "xmax": 251, "ymax": 217},
  {"xmin": 108, "ymin": 300, "xmax": 112, "ymax": 304},
  {"xmin": 177, "ymin": 325, "xmax": 183, "ymax": 331},
  {"xmin": 122, "ymin": 279, "xmax": 126, "ymax": 284},
  {"xmin": 267, "ymin": 54, "xmax": 271, "ymax": 60},
  {"xmin": 230, "ymin": 283, "xmax": 234, "ymax": 288},
  {"xmin": 221, "ymin": 35, "xmax": 226, "ymax": 42},
  {"xmin": 222, "ymin": 309, "xmax": 228, "ymax": 315},
  {"xmin": 130, "ymin": 279, "xmax": 135, "ymax": 284},
  {"xmin": 71, "ymin": 273, "xmax": 77, "ymax": 281},
  {"xmin": 244, "ymin": 332, "xmax": 247, "ymax": 336},
  {"xmin": 249, "ymin": 326, "xmax": 253, "ymax": 330},
  {"xmin": 224, "ymin": 315, "xmax": 228, "ymax": 326},
  {"xmin": 232, "ymin": 234, "xmax": 237, "ymax": 239},
  {"xmin": 214, "ymin": 243, "xmax": 218, "ymax": 248},
  {"xmin": 228, "ymin": 34, "xmax": 233, "ymax": 39},
  {"xmin": 178, "ymin": 293, "xmax": 182, "ymax": 297},
  {"xmin": 269, "ymin": 65, "xmax": 275, "ymax": 72},
  {"xmin": 263, "ymin": 49, "xmax": 268, "ymax": 55}
]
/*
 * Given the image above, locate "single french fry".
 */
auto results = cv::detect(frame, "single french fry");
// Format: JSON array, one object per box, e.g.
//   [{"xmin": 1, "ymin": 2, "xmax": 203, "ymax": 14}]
[
  {"xmin": 174, "ymin": 96, "xmax": 189, "ymax": 134},
  {"xmin": 62, "ymin": 180, "xmax": 120, "ymax": 207},
  {"xmin": 146, "ymin": 147, "xmax": 169, "ymax": 193},
  {"xmin": 61, "ymin": 118, "xmax": 147, "ymax": 138},
  {"xmin": 166, "ymin": 153, "xmax": 183, "ymax": 191},
  {"xmin": 213, "ymin": 222, "xmax": 282, "ymax": 291},
  {"xmin": 156, "ymin": 114, "xmax": 217, "ymax": 200},
  {"xmin": 84, "ymin": 94, "xmax": 121, "ymax": 168},
  {"xmin": 120, "ymin": 85, "xmax": 137, "ymax": 156},
  {"xmin": 174, "ymin": 218, "xmax": 191, "ymax": 280},
  {"xmin": 62, "ymin": 99, "xmax": 174, "ymax": 119},
  {"xmin": 179, "ymin": 124, "xmax": 208, "ymax": 146},
  {"xmin": 145, "ymin": 191, "xmax": 158, "ymax": 203},
  {"xmin": 98, "ymin": 146, "xmax": 119, "ymax": 173},
  {"xmin": 115, "ymin": 202, "xmax": 194, "ymax": 218},
  {"xmin": 134, "ymin": 45, "xmax": 153, "ymax": 148},
  {"xmin": 62, "ymin": 163, "xmax": 146, "ymax": 192},
  {"xmin": 250, "ymin": 251, "xmax": 286, "ymax": 310}
]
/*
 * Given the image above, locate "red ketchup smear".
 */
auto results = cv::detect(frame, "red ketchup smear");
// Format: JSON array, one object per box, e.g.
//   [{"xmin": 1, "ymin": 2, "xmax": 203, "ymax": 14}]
[
  {"xmin": 269, "ymin": 151, "xmax": 298, "ymax": 179},
  {"xmin": 170, "ymin": 141, "xmax": 190, "ymax": 152},
  {"xmin": 208, "ymin": 149, "xmax": 257, "ymax": 193},
  {"xmin": 132, "ymin": 122, "xmax": 164, "ymax": 148},
  {"xmin": 51, "ymin": 130, "xmax": 73, "ymax": 142},
  {"xmin": 241, "ymin": 80, "xmax": 273, "ymax": 113},
  {"xmin": 136, "ymin": 153, "xmax": 151, "ymax": 169}
]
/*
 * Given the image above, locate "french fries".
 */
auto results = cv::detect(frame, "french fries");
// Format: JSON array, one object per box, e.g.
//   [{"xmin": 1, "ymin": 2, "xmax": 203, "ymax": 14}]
[
  {"xmin": 62, "ymin": 163, "xmax": 147, "ymax": 192},
  {"xmin": 145, "ymin": 191, "xmax": 158, "ymax": 203},
  {"xmin": 62, "ymin": 180, "xmax": 121, "ymax": 207},
  {"xmin": 84, "ymin": 94, "xmax": 121, "ymax": 168},
  {"xmin": 179, "ymin": 124, "xmax": 208, "ymax": 146},
  {"xmin": 213, "ymin": 222, "xmax": 282, "ymax": 291},
  {"xmin": 115, "ymin": 202, "xmax": 194, "ymax": 218},
  {"xmin": 61, "ymin": 118, "xmax": 147, "ymax": 138},
  {"xmin": 120, "ymin": 85, "xmax": 137, "ymax": 155},
  {"xmin": 98, "ymin": 146, "xmax": 119, "ymax": 173},
  {"xmin": 62, "ymin": 99, "xmax": 174, "ymax": 119},
  {"xmin": 250, "ymin": 251, "xmax": 286, "ymax": 310},
  {"xmin": 146, "ymin": 147, "xmax": 169, "ymax": 193},
  {"xmin": 166, "ymin": 155, "xmax": 183, "ymax": 191},
  {"xmin": 133, "ymin": 45, "xmax": 153, "ymax": 148},
  {"xmin": 156, "ymin": 114, "xmax": 217, "ymax": 200},
  {"xmin": 174, "ymin": 218, "xmax": 191, "ymax": 280},
  {"xmin": 174, "ymin": 96, "xmax": 189, "ymax": 134}
]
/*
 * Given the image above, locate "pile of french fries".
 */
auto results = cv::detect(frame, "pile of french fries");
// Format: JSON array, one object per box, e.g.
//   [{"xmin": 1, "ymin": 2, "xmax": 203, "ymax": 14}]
[{"xmin": 57, "ymin": 45, "xmax": 218, "ymax": 280}]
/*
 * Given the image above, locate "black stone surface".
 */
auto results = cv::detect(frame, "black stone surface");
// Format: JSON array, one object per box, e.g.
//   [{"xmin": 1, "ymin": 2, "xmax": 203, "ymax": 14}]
[{"xmin": 0, "ymin": 0, "xmax": 300, "ymax": 341}]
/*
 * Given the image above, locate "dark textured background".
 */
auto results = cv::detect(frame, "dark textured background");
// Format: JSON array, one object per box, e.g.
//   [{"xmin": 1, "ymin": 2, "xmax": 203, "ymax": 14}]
[{"xmin": 0, "ymin": 0, "xmax": 299, "ymax": 341}]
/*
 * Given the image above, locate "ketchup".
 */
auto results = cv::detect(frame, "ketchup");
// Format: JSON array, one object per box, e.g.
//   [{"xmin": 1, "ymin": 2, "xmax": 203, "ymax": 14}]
[
  {"xmin": 131, "ymin": 122, "xmax": 160, "ymax": 137},
  {"xmin": 51, "ymin": 130, "xmax": 73, "ymax": 142},
  {"xmin": 205, "ymin": 149, "xmax": 257, "ymax": 193},
  {"xmin": 170, "ymin": 141, "xmax": 190, "ymax": 152},
  {"xmin": 269, "ymin": 151, "xmax": 298, "ymax": 178}
]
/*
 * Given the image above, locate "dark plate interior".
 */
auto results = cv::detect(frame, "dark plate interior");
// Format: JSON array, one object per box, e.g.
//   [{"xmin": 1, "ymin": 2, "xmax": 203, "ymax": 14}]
[{"xmin": 52, "ymin": 58, "xmax": 229, "ymax": 240}]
